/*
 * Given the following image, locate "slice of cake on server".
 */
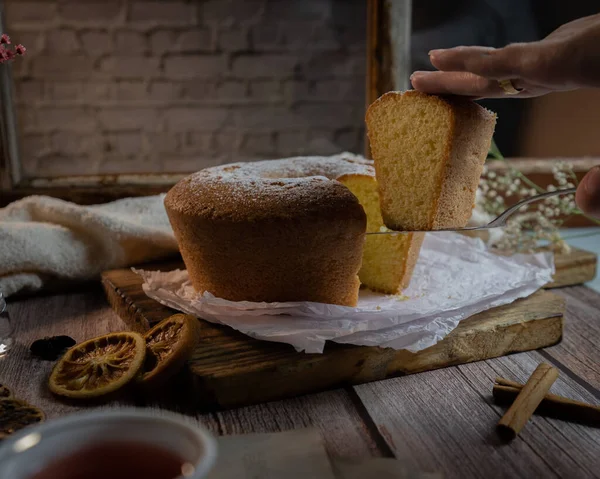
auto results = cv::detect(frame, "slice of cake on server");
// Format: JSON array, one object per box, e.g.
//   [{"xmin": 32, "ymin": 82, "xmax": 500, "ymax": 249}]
[{"xmin": 366, "ymin": 90, "xmax": 497, "ymax": 231}]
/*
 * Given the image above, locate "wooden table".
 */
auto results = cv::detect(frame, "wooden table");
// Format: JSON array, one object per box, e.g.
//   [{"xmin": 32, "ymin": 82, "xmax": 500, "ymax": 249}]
[{"xmin": 3, "ymin": 285, "xmax": 600, "ymax": 478}]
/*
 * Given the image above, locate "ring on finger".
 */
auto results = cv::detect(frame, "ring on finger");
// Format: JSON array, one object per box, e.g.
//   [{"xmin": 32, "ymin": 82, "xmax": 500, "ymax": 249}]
[{"xmin": 497, "ymin": 79, "xmax": 523, "ymax": 95}]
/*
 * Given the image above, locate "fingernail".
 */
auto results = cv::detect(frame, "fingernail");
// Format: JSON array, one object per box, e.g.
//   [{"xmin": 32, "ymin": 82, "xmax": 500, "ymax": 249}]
[
  {"xmin": 410, "ymin": 71, "xmax": 431, "ymax": 80},
  {"xmin": 428, "ymin": 49, "xmax": 442, "ymax": 56}
]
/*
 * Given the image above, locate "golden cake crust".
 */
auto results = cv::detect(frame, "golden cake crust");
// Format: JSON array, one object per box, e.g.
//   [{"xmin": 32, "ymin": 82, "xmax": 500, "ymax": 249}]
[
  {"xmin": 165, "ymin": 155, "xmax": 374, "ymax": 222},
  {"xmin": 164, "ymin": 154, "xmax": 372, "ymax": 306},
  {"xmin": 433, "ymin": 95, "xmax": 497, "ymax": 229}
]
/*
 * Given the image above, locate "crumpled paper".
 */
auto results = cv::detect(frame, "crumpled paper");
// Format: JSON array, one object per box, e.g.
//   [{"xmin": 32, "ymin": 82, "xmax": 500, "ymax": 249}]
[{"xmin": 134, "ymin": 232, "xmax": 554, "ymax": 354}]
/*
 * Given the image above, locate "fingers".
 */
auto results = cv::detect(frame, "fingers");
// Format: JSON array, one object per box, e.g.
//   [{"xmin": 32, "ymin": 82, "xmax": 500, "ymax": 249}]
[
  {"xmin": 576, "ymin": 166, "xmax": 600, "ymax": 218},
  {"xmin": 410, "ymin": 71, "xmax": 547, "ymax": 99},
  {"xmin": 428, "ymin": 44, "xmax": 530, "ymax": 80},
  {"xmin": 410, "ymin": 71, "xmax": 505, "ymax": 98}
]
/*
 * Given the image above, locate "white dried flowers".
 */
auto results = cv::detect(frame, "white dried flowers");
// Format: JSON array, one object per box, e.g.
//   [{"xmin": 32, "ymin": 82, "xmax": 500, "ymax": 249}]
[{"xmin": 472, "ymin": 142, "xmax": 599, "ymax": 254}]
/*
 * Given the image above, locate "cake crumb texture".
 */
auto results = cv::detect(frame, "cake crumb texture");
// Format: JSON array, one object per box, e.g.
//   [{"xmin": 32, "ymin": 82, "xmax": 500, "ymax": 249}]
[
  {"xmin": 366, "ymin": 90, "xmax": 496, "ymax": 231},
  {"xmin": 338, "ymin": 174, "xmax": 423, "ymax": 293}
]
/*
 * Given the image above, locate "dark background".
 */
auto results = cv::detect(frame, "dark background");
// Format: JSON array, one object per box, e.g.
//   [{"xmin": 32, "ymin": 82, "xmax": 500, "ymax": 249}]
[{"xmin": 411, "ymin": 0, "xmax": 599, "ymax": 157}]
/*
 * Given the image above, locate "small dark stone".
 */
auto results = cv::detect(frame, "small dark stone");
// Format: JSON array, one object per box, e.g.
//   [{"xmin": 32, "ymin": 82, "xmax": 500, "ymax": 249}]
[
  {"xmin": 30, "ymin": 335, "xmax": 76, "ymax": 361},
  {"xmin": 0, "ymin": 384, "xmax": 11, "ymax": 399}
]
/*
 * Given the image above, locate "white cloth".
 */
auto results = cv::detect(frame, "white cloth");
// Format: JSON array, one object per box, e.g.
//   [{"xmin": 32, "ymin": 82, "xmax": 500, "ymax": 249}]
[{"xmin": 0, "ymin": 195, "xmax": 178, "ymax": 297}]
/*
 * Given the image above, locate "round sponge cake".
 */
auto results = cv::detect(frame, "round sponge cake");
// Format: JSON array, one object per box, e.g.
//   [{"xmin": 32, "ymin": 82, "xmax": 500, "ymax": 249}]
[{"xmin": 164, "ymin": 154, "xmax": 372, "ymax": 306}]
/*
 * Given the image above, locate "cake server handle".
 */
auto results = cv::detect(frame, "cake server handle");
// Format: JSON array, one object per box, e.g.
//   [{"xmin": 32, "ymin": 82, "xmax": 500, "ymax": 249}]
[{"xmin": 366, "ymin": 187, "xmax": 577, "ymax": 235}]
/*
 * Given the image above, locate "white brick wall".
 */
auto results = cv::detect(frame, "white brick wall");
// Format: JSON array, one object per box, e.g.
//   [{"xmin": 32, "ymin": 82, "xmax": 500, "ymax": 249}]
[{"xmin": 6, "ymin": 0, "xmax": 366, "ymax": 177}]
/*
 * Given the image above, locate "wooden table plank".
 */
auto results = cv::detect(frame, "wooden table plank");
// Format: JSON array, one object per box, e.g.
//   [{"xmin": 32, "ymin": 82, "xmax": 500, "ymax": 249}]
[
  {"xmin": 2, "ymin": 290, "xmax": 385, "ymax": 459},
  {"xmin": 458, "ymin": 354, "xmax": 600, "ymax": 478},
  {"xmin": 355, "ymin": 350, "xmax": 600, "ymax": 479},
  {"xmin": 4, "ymin": 285, "xmax": 600, "ymax": 478},
  {"xmin": 353, "ymin": 284, "xmax": 600, "ymax": 479},
  {"xmin": 135, "ymin": 389, "xmax": 384, "ymax": 460},
  {"xmin": 1, "ymin": 289, "xmax": 134, "ymax": 418},
  {"xmin": 541, "ymin": 287, "xmax": 600, "ymax": 391},
  {"xmin": 135, "ymin": 374, "xmax": 384, "ymax": 460},
  {"xmin": 354, "ymin": 363, "xmax": 561, "ymax": 478},
  {"xmin": 200, "ymin": 391, "xmax": 384, "ymax": 459},
  {"xmin": 548, "ymin": 247, "xmax": 598, "ymax": 289}
]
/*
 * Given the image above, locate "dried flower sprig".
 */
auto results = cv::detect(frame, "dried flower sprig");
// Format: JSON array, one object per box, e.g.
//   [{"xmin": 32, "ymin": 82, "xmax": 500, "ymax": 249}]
[
  {"xmin": 0, "ymin": 34, "xmax": 26, "ymax": 64},
  {"xmin": 474, "ymin": 139, "xmax": 600, "ymax": 254}
]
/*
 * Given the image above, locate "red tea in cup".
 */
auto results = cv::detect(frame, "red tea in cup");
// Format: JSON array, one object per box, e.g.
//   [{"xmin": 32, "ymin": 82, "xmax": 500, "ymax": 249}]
[
  {"xmin": 0, "ymin": 409, "xmax": 216, "ymax": 479},
  {"xmin": 29, "ymin": 441, "xmax": 191, "ymax": 479}
]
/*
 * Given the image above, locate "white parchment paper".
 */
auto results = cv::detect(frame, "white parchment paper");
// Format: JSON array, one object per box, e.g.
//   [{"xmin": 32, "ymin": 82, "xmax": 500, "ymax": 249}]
[{"xmin": 134, "ymin": 232, "xmax": 554, "ymax": 354}]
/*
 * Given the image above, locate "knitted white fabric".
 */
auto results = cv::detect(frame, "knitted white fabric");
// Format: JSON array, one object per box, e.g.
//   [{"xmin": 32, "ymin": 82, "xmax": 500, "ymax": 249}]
[{"xmin": 0, "ymin": 195, "xmax": 178, "ymax": 297}]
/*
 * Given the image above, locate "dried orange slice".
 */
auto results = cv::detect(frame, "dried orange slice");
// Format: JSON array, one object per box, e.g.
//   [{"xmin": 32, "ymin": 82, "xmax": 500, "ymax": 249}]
[
  {"xmin": 0, "ymin": 398, "xmax": 44, "ymax": 438},
  {"xmin": 0, "ymin": 383, "xmax": 12, "ymax": 399},
  {"xmin": 139, "ymin": 314, "xmax": 200, "ymax": 388},
  {"xmin": 49, "ymin": 332, "xmax": 145, "ymax": 399}
]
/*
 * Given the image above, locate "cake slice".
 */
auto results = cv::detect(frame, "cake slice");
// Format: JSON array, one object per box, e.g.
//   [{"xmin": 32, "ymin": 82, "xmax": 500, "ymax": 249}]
[
  {"xmin": 366, "ymin": 90, "xmax": 496, "ymax": 231},
  {"xmin": 338, "ymin": 173, "xmax": 423, "ymax": 293}
]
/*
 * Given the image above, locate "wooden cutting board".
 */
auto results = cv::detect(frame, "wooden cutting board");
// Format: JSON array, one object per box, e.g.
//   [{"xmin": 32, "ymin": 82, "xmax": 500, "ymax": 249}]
[
  {"xmin": 547, "ymin": 246, "xmax": 597, "ymax": 288},
  {"xmin": 99, "ymin": 245, "xmax": 596, "ymax": 411}
]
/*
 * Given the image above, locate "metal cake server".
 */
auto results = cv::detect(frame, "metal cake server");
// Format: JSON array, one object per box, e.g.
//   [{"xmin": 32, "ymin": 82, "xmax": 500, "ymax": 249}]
[{"xmin": 366, "ymin": 187, "xmax": 577, "ymax": 235}]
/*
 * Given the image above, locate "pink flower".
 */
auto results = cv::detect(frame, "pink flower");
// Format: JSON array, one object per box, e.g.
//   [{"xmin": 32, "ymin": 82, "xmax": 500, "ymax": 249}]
[{"xmin": 0, "ymin": 34, "xmax": 25, "ymax": 64}]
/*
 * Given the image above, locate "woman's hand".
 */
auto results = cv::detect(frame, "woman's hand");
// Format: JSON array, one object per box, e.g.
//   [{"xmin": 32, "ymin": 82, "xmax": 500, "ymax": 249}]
[
  {"xmin": 410, "ymin": 13, "xmax": 600, "ymax": 218},
  {"xmin": 410, "ymin": 13, "xmax": 600, "ymax": 99}
]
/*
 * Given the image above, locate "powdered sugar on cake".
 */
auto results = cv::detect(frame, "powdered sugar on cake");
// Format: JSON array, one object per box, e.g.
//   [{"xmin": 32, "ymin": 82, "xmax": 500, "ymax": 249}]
[
  {"xmin": 191, "ymin": 152, "xmax": 373, "ymax": 186},
  {"xmin": 177, "ymin": 152, "xmax": 376, "ymax": 210}
]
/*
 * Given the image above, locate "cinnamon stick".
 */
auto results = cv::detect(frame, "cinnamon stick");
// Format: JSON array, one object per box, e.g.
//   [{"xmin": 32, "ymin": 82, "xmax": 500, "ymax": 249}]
[
  {"xmin": 494, "ymin": 377, "xmax": 600, "ymax": 426},
  {"xmin": 496, "ymin": 363, "xmax": 559, "ymax": 440}
]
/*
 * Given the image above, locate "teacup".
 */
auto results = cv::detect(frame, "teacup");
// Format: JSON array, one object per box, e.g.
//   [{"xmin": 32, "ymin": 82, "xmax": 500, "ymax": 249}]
[{"xmin": 0, "ymin": 408, "xmax": 217, "ymax": 479}]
